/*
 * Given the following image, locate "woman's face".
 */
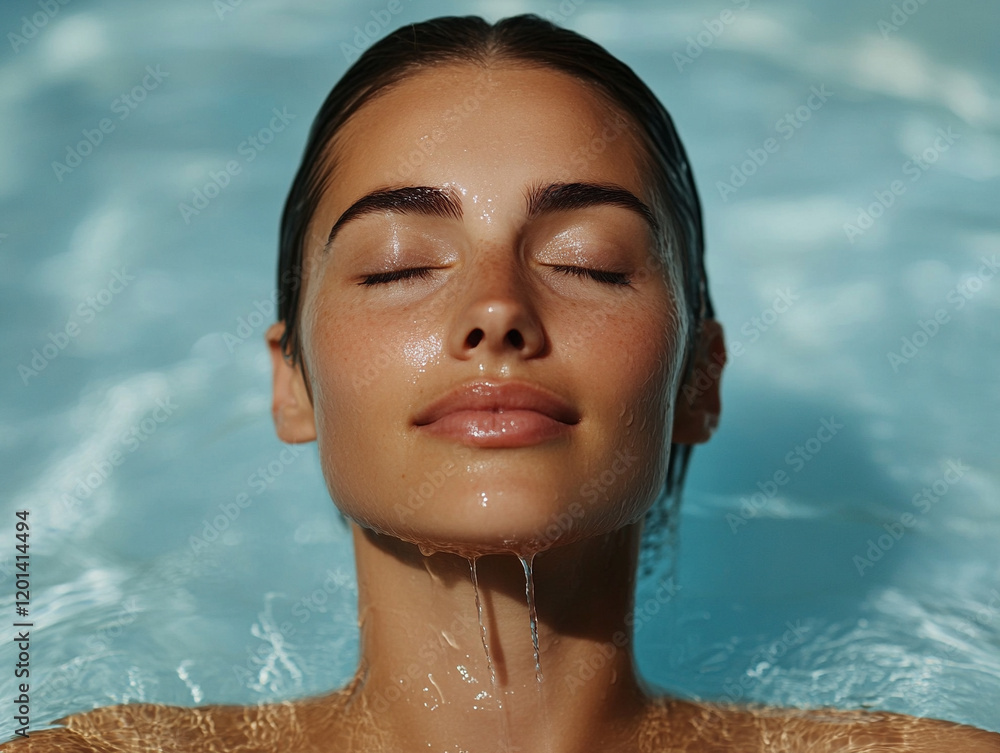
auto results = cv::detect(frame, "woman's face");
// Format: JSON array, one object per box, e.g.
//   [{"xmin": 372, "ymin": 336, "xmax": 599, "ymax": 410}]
[{"xmin": 288, "ymin": 63, "xmax": 692, "ymax": 554}]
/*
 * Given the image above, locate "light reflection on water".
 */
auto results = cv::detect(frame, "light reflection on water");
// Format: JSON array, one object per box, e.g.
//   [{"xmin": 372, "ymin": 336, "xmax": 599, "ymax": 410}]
[{"xmin": 0, "ymin": 0, "xmax": 998, "ymax": 738}]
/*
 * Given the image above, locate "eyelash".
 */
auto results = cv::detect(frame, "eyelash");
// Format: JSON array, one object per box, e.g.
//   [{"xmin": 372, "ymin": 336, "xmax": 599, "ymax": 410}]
[
  {"xmin": 550, "ymin": 265, "xmax": 632, "ymax": 286},
  {"xmin": 359, "ymin": 268, "xmax": 435, "ymax": 286},
  {"xmin": 359, "ymin": 265, "xmax": 632, "ymax": 287}
]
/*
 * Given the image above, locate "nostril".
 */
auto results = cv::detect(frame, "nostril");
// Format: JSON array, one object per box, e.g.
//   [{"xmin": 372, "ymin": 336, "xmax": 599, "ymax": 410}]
[
  {"xmin": 506, "ymin": 330, "xmax": 524, "ymax": 349},
  {"xmin": 466, "ymin": 328, "xmax": 484, "ymax": 348}
]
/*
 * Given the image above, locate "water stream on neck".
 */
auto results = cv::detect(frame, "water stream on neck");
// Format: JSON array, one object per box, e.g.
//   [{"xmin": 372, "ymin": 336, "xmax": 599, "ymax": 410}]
[
  {"xmin": 519, "ymin": 553, "xmax": 544, "ymax": 685},
  {"xmin": 469, "ymin": 556, "xmax": 500, "ymax": 708}
]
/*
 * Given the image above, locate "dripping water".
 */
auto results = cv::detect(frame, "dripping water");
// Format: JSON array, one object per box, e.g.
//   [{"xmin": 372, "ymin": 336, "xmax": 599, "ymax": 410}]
[
  {"xmin": 521, "ymin": 552, "xmax": 553, "ymax": 753},
  {"xmin": 470, "ymin": 557, "xmax": 511, "ymax": 751},
  {"xmin": 469, "ymin": 557, "xmax": 501, "ymax": 709},
  {"xmin": 519, "ymin": 554, "xmax": 543, "ymax": 685}
]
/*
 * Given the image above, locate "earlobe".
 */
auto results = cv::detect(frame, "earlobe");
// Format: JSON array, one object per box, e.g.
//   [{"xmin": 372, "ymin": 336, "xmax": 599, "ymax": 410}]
[
  {"xmin": 265, "ymin": 322, "xmax": 317, "ymax": 444},
  {"xmin": 672, "ymin": 319, "xmax": 725, "ymax": 445}
]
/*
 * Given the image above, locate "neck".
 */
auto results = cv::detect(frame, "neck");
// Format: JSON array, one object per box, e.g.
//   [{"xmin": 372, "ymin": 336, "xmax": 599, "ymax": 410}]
[{"xmin": 342, "ymin": 521, "xmax": 654, "ymax": 753}]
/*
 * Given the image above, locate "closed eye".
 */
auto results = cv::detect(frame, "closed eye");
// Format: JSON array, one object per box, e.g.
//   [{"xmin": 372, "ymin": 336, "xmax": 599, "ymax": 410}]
[
  {"xmin": 360, "ymin": 265, "xmax": 632, "ymax": 286},
  {"xmin": 551, "ymin": 265, "xmax": 632, "ymax": 286},
  {"xmin": 359, "ymin": 268, "xmax": 435, "ymax": 286}
]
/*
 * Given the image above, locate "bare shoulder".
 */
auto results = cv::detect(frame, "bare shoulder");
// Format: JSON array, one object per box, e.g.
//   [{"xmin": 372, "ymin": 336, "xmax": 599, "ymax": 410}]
[
  {"xmin": 0, "ymin": 726, "xmax": 114, "ymax": 753},
  {"xmin": 0, "ymin": 701, "xmax": 308, "ymax": 753},
  {"xmin": 641, "ymin": 698, "xmax": 1000, "ymax": 752},
  {"xmin": 0, "ymin": 689, "xmax": 358, "ymax": 753},
  {"xmin": 756, "ymin": 705, "xmax": 1000, "ymax": 752}
]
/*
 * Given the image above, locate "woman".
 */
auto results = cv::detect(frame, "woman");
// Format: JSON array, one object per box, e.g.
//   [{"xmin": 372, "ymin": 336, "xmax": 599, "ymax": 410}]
[{"xmin": 9, "ymin": 13, "xmax": 998, "ymax": 753}]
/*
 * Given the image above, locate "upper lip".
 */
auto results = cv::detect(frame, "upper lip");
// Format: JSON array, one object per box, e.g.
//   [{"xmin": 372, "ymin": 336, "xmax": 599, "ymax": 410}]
[{"xmin": 413, "ymin": 380, "xmax": 580, "ymax": 427}]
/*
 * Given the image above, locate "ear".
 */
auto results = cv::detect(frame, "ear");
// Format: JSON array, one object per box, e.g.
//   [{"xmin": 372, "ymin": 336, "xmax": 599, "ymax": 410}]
[
  {"xmin": 672, "ymin": 318, "xmax": 725, "ymax": 445},
  {"xmin": 265, "ymin": 322, "xmax": 317, "ymax": 443}
]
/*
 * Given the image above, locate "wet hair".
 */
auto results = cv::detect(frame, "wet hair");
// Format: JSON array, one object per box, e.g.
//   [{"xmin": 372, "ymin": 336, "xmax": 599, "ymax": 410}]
[{"xmin": 276, "ymin": 14, "xmax": 714, "ymax": 571}]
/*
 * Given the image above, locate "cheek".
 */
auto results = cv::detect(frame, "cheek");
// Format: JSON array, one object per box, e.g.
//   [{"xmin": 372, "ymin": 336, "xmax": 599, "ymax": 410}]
[
  {"xmin": 582, "ymin": 294, "xmax": 683, "ymax": 419},
  {"xmin": 565, "ymin": 293, "xmax": 686, "ymax": 526},
  {"xmin": 303, "ymin": 309, "xmax": 369, "ymax": 503},
  {"xmin": 301, "ymin": 291, "xmax": 449, "ymax": 515},
  {"xmin": 300, "ymin": 290, "xmax": 390, "ymax": 486}
]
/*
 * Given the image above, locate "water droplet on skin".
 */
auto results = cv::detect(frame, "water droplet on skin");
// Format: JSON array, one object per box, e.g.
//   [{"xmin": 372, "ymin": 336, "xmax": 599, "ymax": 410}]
[
  {"xmin": 423, "ymin": 556, "xmax": 442, "ymax": 584},
  {"xmin": 427, "ymin": 673, "xmax": 445, "ymax": 704}
]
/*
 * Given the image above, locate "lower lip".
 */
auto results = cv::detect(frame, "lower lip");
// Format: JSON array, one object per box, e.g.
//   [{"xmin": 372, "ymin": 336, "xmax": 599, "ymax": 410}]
[{"xmin": 416, "ymin": 410, "xmax": 574, "ymax": 448}]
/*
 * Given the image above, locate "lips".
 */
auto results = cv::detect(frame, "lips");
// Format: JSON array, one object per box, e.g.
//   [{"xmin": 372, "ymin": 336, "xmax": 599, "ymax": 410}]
[{"xmin": 413, "ymin": 381, "xmax": 580, "ymax": 447}]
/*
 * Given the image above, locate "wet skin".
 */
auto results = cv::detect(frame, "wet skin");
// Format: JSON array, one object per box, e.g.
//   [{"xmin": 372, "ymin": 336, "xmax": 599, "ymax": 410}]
[
  {"xmin": 8, "ymin": 63, "xmax": 998, "ymax": 752},
  {"xmin": 5, "ymin": 696, "xmax": 999, "ymax": 752}
]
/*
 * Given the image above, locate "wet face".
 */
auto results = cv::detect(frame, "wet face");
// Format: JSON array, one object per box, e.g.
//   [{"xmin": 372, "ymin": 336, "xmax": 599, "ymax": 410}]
[{"xmin": 280, "ymin": 63, "xmax": 693, "ymax": 555}]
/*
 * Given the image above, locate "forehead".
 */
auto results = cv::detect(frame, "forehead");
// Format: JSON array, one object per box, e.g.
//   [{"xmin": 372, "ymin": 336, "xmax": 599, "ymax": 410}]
[{"xmin": 310, "ymin": 62, "xmax": 651, "ymax": 240}]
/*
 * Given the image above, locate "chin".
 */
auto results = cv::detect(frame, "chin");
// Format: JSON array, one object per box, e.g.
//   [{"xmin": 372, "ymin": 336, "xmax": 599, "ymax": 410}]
[{"xmin": 338, "ymin": 471, "xmax": 657, "ymax": 557}]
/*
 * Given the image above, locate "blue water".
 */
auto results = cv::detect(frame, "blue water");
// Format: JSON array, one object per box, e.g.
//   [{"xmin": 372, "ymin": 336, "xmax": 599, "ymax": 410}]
[{"xmin": 1, "ymin": 0, "xmax": 998, "ymax": 738}]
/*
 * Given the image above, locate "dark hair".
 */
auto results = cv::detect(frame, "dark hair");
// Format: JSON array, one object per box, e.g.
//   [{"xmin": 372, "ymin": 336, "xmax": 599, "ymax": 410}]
[{"xmin": 276, "ymin": 14, "xmax": 713, "ymax": 571}]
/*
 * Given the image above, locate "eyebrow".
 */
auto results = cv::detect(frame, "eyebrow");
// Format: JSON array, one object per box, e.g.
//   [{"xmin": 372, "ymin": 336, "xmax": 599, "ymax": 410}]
[
  {"xmin": 527, "ymin": 181, "xmax": 660, "ymax": 236},
  {"xmin": 324, "ymin": 185, "xmax": 462, "ymax": 251},
  {"xmin": 323, "ymin": 181, "xmax": 659, "ymax": 251}
]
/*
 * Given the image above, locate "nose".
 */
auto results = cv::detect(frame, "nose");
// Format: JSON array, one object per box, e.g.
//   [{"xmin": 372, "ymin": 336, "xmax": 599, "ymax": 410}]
[{"xmin": 447, "ymin": 252, "xmax": 546, "ymax": 361}]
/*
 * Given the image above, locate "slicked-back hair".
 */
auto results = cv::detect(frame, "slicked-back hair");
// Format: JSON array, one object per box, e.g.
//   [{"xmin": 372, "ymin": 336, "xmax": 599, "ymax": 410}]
[{"xmin": 276, "ymin": 14, "xmax": 713, "ymax": 570}]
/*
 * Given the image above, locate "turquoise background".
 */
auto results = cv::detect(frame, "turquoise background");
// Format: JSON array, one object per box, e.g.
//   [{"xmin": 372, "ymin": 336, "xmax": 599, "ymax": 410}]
[{"xmin": 1, "ymin": 0, "xmax": 998, "ymax": 737}]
